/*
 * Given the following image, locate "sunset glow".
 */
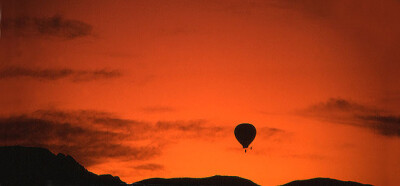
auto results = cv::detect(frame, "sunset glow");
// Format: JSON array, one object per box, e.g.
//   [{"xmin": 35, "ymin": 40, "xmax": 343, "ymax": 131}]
[{"xmin": 1, "ymin": 0, "xmax": 400, "ymax": 185}]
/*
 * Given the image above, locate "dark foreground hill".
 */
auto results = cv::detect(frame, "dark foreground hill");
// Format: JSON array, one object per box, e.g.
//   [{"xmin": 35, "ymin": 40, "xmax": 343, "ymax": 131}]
[
  {"xmin": 281, "ymin": 177, "xmax": 373, "ymax": 186},
  {"xmin": 133, "ymin": 175, "xmax": 259, "ymax": 186},
  {"xmin": 133, "ymin": 176, "xmax": 374, "ymax": 186},
  {"xmin": 0, "ymin": 146, "xmax": 126, "ymax": 186},
  {"xmin": 0, "ymin": 146, "xmax": 373, "ymax": 186}
]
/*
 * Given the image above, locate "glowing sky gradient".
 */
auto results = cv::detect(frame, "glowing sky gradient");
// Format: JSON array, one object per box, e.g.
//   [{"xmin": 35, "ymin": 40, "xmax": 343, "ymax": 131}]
[{"xmin": 1, "ymin": 0, "xmax": 399, "ymax": 185}]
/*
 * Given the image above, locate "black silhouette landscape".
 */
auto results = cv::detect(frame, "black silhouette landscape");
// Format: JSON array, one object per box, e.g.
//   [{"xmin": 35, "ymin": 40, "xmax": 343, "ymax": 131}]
[
  {"xmin": 0, "ymin": 146, "xmax": 125, "ymax": 186},
  {"xmin": 134, "ymin": 176, "xmax": 259, "ymax": 186},
  {"xmin": 0, "ymin": 146, "xmax": 373, "ymax": 186},
  {"xmin": 280, "ymin": 178, "xmax": 373, "ymax": 186}
]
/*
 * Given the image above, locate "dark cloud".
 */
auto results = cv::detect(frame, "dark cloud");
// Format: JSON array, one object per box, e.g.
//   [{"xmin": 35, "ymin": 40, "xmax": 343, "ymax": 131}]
[
  {"xmin": 133, "ymin": 163, "xmax": 164, "ymax": 171},
  {"xmin": 299, "ymin": 98, "xmax": 400, "ymax": 137},
  {"xmin": 0, "ymin": 110, "xmax": 229, "ymax": 166},
  {"xmin": 258, "ymin": 127, "xmax": 285, "ymax": 140},
  {"xmin": 3, "ymin": 15, "xmax": 92, "ymax": 39},
  {"xmin": 31, "ymin": 109, "xmax": 154, "ymax": 140},
  {"xmin": 0, "ymin": 114, "xmax": 161, "ymax": 166},
  {"xmin": 0, "ymin": 66, "xmax": 122, "ymax": 81},
  {"xmin": 358, "ymin": 115, "xmax": 400, "ymax": 137},
  {"xmin": 32, "ymin": 109, "xmax": 145, "ymax": 129},
  {"xmin": 302, "ymin": 98, "xmax": 376, "ymax": 113},
  {"xmin": 155, "ymin": 120, "xmax": 227, "ymax": 139}
]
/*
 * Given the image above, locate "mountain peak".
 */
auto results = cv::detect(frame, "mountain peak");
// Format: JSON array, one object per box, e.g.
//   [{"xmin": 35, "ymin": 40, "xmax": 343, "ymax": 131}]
[
  {"xmin": 0, "ymin": 146, "xmax": 126, "ymax": 186},
  {"xmin": 134, "ymin": 175, "xmax": 260, "ymax": 186},
  {"xmin": 281, "ymin": 177, "xmax": 373, "ymax": 186},
  {"xmin": 0, "ymin": 146, "xmax": 374, "ymax": 186}
]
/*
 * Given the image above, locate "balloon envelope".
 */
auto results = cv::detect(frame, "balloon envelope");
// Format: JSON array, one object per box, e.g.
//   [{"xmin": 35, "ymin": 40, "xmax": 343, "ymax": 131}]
[{"xmin": 234, "ymin": 123, "xmax": 256, "ymax": 148}]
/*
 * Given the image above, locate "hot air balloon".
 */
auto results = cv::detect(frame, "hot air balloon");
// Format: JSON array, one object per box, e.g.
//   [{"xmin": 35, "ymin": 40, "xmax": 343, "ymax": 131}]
[{"xmin": 234, "ymin": 123, "xmax": 256, "ymax": 153}]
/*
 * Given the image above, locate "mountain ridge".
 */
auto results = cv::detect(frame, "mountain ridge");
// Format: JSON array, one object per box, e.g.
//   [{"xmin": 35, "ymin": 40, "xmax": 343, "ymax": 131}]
[
  {"xmin": 280, "ymin": 177, "xmax": 373, "ymax": 186},
  {"xmin": 0, "ymin": 146, "xmax": 125, "ymax": 186},
  {"xmin": 0, "ymin": 146, "xmax": 373, "ymax": 186},
  {"xmin": 133, "ymin": 175, "xmax": 259, "ymax": 186}
]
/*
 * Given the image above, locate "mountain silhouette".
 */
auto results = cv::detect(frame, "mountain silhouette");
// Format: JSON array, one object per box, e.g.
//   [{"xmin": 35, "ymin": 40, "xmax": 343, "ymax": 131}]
[
  {"xmin": 0, "ymin": 146, "xmax": 126, "ymax": 186},
  {"xmin": 133, "ymin": 175, "xmax": 259, "ymax": 186},
  {"xmin": 280, "ymin": 177, "xmax": 373, "ymax": 186},
  {"xmin": 0, "ymin": 146, "xmax": 373, "ymax": 186}
]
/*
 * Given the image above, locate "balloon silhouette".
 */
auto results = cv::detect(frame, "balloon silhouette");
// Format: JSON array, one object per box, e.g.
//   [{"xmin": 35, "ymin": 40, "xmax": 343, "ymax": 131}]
[{"xmin": 234, "ymin": 123, "xmax": 256, "ymax": 152}]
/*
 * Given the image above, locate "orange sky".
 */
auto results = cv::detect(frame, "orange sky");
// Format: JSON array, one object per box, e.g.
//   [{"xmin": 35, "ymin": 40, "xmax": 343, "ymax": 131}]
[{"xmin": 1, "ymin": 0, "xmax": 400, "ymax": 185}]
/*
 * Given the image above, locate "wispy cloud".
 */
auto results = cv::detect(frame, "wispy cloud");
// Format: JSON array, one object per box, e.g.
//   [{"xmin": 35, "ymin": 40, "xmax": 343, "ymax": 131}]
[
  {"xmin": 357, "ymin": 115, "xmax": 400, "ymax": 137},
  {"xmin": 155, "ymin": 120, "xmax": 227, "ymax": 140},
  {"xmin": 258, "ymin": 127, "xmax": 286, "ymax": 140},
  {"xmin": 0, "ymin": 109, "xmax": 229, "ymax": 166},
  {"xmin": 0, "ymin": 113, "xmax": 160, "ymax": 166},
  {"xmin": 133, "ymin": 163, "xmax": 164, "ymax": 171},
  {"xmin": 299, "ymin": 98, "xmax": 400, "ymax": 137},
  {"xmin": 3, "ymin": 15, "xmax": 92, "ymax": 39},
  {"xmin": 0, "ymin": 66, "xmax": 122, "ymax": 82}
]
